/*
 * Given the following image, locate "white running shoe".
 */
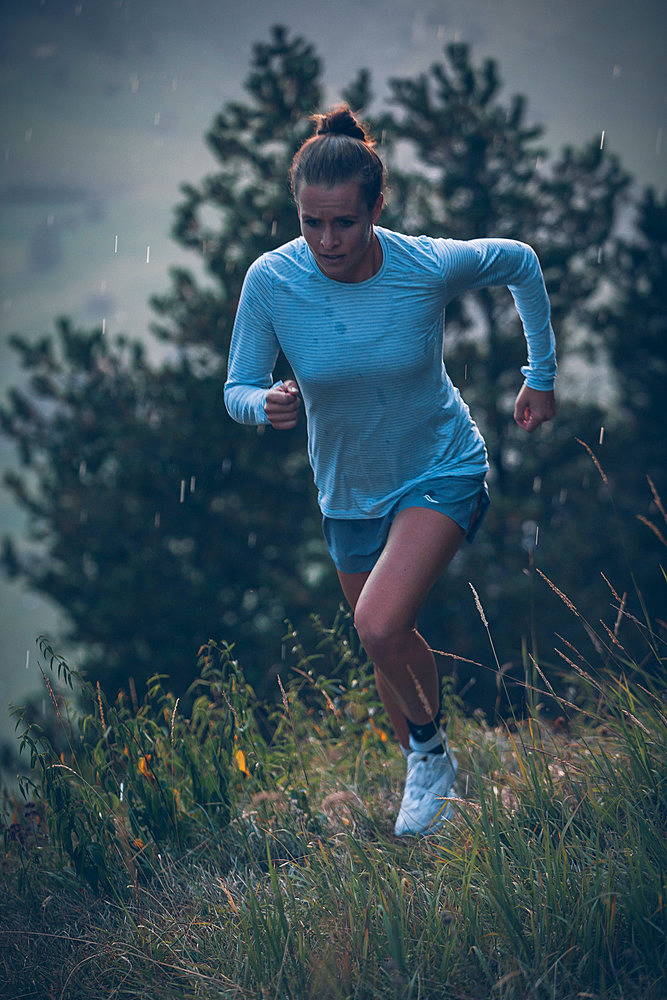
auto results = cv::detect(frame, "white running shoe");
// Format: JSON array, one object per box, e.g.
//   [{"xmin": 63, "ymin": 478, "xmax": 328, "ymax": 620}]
[{"xmin": 394, "ymin": 737, "xmax": 457, "ymax": 836}]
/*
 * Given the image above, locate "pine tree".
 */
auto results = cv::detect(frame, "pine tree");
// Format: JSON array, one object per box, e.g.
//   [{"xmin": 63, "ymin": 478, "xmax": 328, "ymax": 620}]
[
  {"xmin": 600, "ymin": 188, "xmax": 667, "ymax": 498},
  {"xmin": 385, "ymin": 43, "xmax": 630, "ymax": 493},
  {"xmin": 1, "ymin": 27, "xmax": 339, "ymax": 697},
  {"xmin": 380, "ymin": 44, "xmax": 634, "ymax": 696}
]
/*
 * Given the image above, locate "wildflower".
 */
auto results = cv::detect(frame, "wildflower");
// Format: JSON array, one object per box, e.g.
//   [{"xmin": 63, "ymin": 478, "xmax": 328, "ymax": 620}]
[
  {"xmin": 138, "ymin": 755, "xmax": 153, "ymax": 780},
  {"xmin": 369, "ymin": 717, "xmax": 388, "ymax": 742},
  {"xmin": 235, "ymin": 748, "xmax": 250, "ymax": 777}
]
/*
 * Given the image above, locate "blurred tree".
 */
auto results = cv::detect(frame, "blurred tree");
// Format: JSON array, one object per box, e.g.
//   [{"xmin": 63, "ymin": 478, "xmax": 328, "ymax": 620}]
[
  {"xmin": 1, "ymin": 27, "xmax": 339, "ymax": 698},
  {"xmin": 378, "ymin": 45, "xmax": 641, "ymax": 700},
  {"xmin": 385, "ymin": 43, "xmax": 630, "ymax": 492},
  {"xmin": 589, "ymin": 188, "xmax": 667, "ymax": 625},
  {"xmin": 598, "ymin": 188, "xmax": 667, "ymax": 498}
]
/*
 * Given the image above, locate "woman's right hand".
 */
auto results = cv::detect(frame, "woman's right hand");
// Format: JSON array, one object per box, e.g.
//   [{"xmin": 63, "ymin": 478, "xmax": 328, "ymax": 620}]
[{"xmin": 264, "ymin": 380, "xmax": 301, "ymax": 429}]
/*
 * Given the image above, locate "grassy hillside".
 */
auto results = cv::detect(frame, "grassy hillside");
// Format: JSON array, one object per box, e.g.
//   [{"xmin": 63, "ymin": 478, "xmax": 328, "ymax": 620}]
[{"xmin": 1, "ymin": 572, "xmax": 665, "ymax": 999}]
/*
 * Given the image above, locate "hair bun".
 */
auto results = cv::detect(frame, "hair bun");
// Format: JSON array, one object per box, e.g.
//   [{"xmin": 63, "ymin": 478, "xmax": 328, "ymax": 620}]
[{"xmin": 314, "ymin": 105, "xmax": 367, "ymax": 142}]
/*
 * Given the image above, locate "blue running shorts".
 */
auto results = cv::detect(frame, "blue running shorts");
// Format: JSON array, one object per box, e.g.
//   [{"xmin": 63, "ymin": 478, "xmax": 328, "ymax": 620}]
[{"xmin": 322, "ymin": 476, "xmax": 490, "ymax": 574}]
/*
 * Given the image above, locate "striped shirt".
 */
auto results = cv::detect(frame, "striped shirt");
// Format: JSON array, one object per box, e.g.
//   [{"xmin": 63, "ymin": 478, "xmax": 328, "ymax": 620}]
[{"xmin": 224, "ymin": 227, "xmax": 556, "ymax": 518}]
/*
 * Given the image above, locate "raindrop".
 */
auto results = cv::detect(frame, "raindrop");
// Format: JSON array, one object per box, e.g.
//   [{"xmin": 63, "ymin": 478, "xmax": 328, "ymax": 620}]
[
  {"xmin": 532, "ymin": 476, "xmax": 542, "ymax": 494},
  {"xmin": 47, "ymin": 213, "xmax": 54, "ymax": 227},
  {"xmin": 271, "ymin": 219, "xmax": 277, "ymax": 237},
  {"xmin": 612, "ymin": 65, "xmax": 622, "ymax": 77},
  {"xmin": 535, "ymin": 525, "xmax": 540, "ymax": 547},
  {"xmin": 79, "ymin": 460, "xmax": 87, "ymax": 479},
  {"xmin": 171, "ymin": 78, "xmax": 178, "ymax": 91},
  {"xmin": 102, "ymin": 317, "xmax": 106, "ymax": 335},
  {"xmin": 599, "ymin": 426, "xmax": 605, "ymax": 445},
  {"xmin": 248, "ymin": 532, "xmax": 257, "ymax": 549},
  {"xmin": 154, "ymin": 512, "xmax": 161, "ymax": 528},
  {"xmin": 26, "ymin": 650, "xmax": 30, "ymax": 670},
  {"xmin": 464, "ymin": 363, "xmax": 468, "ymax": 381},
  {"xmin": 222, "ymin": 458, "xmax": 231, "ymax": 474},
  {"xmin": 154, "ymin": 112, "xmax": 161, "ymax": 126},
  {"xmin": 24, "ymin": 128, "xmax": 33, "ymax": 142},
  {"xmin": 114, "ymin": 234, "xmax": 118, "ymax": 253},
  {"xmin": 179, "ymin": 480, "xmax": 185, "ymax": 503},
  {"xmin": 600, "ymin": 130, "xmax": 605, "ymax": 150},
  {"xmin": 597, "ymin": 247, "xmax": 603, "ymax": 264},
  {"xmin": 146, "ymin": 246, "xmax": 150, "ymax": 263},
  {"xmin": 190, "ymin": 476, "xmax": 196, "ymax": 493},
  {"xmin": 131, "ymin": 75, "xmax": 139, "ymax": 93},
  {"xmin": 120, "ymin": 781, "xmax": 124, "ymax": 803}
]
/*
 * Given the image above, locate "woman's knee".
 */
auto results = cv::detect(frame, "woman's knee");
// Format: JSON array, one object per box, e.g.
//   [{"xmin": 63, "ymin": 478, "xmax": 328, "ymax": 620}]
[{"xmin": 354, "ymin": 599, "xmax": 407, "ymax": 663}]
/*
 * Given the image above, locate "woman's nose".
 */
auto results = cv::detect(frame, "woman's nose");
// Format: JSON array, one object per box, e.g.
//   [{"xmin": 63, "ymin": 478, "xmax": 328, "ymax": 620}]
[{"xmin": 320, "ymin": 226, "xmax": 338, "ymax": 249}]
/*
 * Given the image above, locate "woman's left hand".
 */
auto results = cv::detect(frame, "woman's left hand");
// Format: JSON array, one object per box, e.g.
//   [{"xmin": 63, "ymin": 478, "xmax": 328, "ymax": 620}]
[{"xmin": 513, "ymin": 384, "xmax": 556, "ymax": 433}]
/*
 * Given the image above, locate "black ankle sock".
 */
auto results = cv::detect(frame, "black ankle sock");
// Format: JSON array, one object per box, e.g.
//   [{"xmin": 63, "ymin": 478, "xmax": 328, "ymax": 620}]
[
  {"xmin": 407, "ymin": 717, "xmax": 439, "ymax": 743},
  {"xmin": 406, "ymin": 717, "xmax": 445, "ymax": 754}
]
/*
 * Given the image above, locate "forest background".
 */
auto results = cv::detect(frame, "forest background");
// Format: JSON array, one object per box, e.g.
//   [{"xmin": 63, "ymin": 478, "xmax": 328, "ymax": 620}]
[{"xmin": 1, "ymin": 3, "xmax": 665, "ymax": 762}]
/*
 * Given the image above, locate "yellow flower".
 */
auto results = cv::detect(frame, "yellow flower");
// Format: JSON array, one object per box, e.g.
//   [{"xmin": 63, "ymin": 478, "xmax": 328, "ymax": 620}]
[
  {"xmin": 138, "ymin": 754, "xmax": 153, "ymax": 780},
  {"xmin": 235, "ymin": 748, "xmax": 250, "ymax": 777}
]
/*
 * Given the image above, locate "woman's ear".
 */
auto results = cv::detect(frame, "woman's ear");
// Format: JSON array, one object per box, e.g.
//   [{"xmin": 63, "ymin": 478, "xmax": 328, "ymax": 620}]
[{"xmin": 372, "ymin": 192, "xmax": 384, "ymax": 223}]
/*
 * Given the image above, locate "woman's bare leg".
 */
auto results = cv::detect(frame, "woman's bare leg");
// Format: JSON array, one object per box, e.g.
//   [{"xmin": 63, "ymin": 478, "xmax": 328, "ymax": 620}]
[
  {"xmin": 337, "ymin": 506, "xmax": 466, "ymax": 743},
  {"xmin": 337, "ymin": 569, "xmax": 411, "ymax": 749},
  {"xmin": 353, "ymin": 507, "xmax": 465, "ymax": 725}
]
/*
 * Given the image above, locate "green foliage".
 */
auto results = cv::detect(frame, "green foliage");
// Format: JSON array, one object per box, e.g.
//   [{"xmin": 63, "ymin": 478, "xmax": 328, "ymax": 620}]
[
  {"xmin": 4, "ymin": 612, "xmax": 387, "ymax": 895},
  {"xmin": 9, "ymin": 637, "xmax": 262, "ymax": 893}
]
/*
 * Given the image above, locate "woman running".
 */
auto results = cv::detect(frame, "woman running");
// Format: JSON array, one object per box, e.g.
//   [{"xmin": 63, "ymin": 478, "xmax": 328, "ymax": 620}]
[{"xmin": 224, "ymin": 106, "xmax": 556, "ymax": 835}]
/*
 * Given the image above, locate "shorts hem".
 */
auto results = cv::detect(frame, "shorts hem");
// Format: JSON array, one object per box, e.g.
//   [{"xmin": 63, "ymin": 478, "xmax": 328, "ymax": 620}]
[{"xmin": 323, "ymin": 478, "xmax": 490, "ymax": 574}]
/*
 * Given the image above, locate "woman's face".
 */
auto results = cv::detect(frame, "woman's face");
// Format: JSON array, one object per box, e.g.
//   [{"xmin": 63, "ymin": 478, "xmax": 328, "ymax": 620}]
[{"xmin": 296, "ymin": 180, "xmax": 384, "ymax": 283}]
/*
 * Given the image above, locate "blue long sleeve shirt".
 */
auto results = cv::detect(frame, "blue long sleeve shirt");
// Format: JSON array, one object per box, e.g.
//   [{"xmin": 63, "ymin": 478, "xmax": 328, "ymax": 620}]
[{"xmin": 224, "ymin": 227, "xmax": 556, "ymax": 518}]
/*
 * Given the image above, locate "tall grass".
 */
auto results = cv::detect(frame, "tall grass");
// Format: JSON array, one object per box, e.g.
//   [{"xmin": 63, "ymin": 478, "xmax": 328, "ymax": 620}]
[{"xmin": 1, "ymin": 526, "xmax": 665, "ymax": 997}]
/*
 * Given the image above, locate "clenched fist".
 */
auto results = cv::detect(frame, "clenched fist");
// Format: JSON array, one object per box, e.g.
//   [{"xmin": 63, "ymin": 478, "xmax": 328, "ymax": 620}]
[
  {"xmin": 264, "ymin": 379, "xmax": 301, "ymax": 430},
  {"xmin": 513, "ymin": 384, "xmax": 556, "ymax": 433}
]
